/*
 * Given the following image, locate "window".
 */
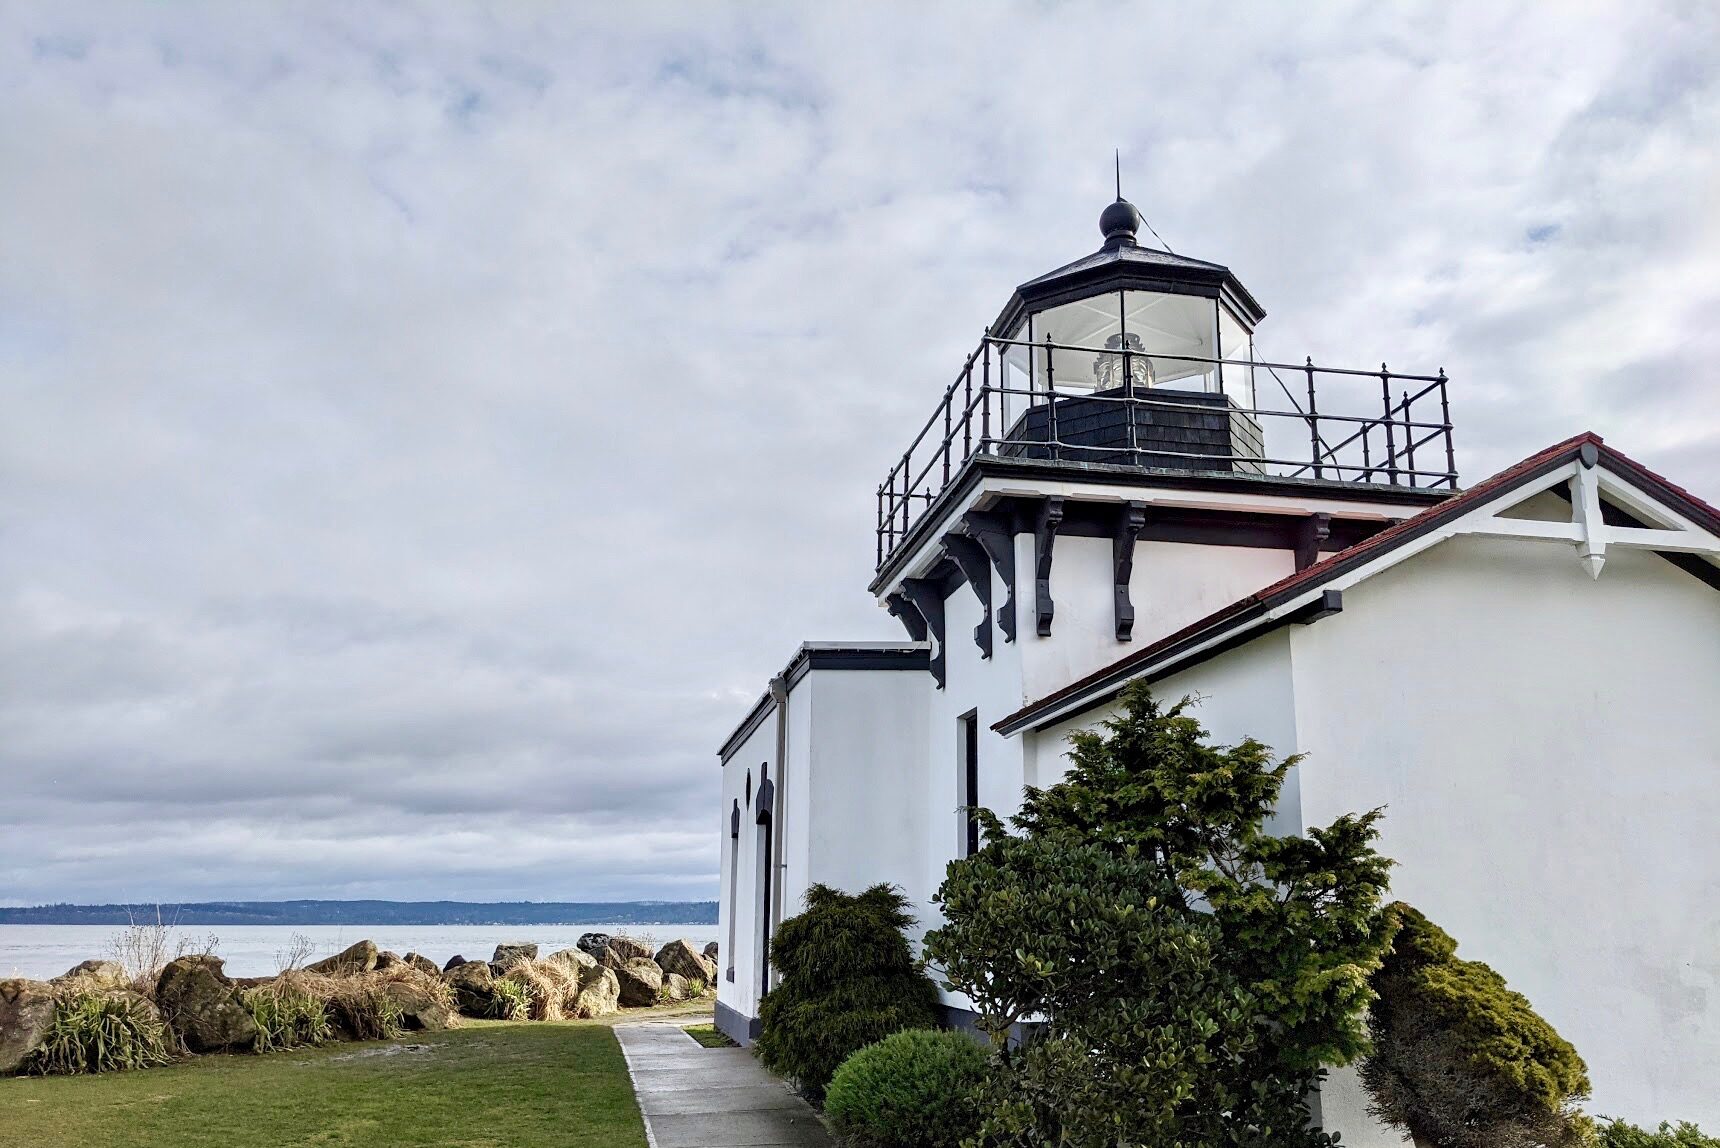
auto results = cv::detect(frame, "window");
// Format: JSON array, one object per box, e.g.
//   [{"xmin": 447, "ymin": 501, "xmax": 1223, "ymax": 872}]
[{"xmin": 959, "ymin": 710, "xmax": 980, "ymax": 857}]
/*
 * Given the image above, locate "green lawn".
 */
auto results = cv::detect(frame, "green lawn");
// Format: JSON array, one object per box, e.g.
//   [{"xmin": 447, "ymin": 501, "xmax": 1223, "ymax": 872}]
[{"xmin": 0, "ymin": 1020, "xmax": 649, "ymax": 1148}]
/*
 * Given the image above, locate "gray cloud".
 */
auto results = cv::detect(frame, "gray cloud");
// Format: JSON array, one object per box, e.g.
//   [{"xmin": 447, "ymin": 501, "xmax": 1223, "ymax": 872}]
[{"xmin": 1, "ymin": 1, "xmax": 1715, "ymax": 904}]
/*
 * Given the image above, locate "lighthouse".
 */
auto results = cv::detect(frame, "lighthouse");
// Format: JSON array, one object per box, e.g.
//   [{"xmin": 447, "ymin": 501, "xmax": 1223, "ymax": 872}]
[{"xmin": 714, "ymin": 196, "xmax": 1720, "ymax": 1138}]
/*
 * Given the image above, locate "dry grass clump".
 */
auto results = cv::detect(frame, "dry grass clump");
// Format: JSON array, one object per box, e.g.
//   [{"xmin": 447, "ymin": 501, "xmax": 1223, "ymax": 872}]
[
  {"xmin": 105, "ymin": 908, "xmax": 220, "ymax": 997},
  {"xmin": 263, "ymin": 966, "xmax": 457, "ymax": 1042},
  {"xmin": 244, "ymin": 976, "xmax": 333, "ymax": 1052},
  {"xmin": 501, "ymin": 959, "xmax": 581, "ymax": 1021},
  {"xmin": 24, "ymin": 991, "xmax": 176, "ymax": 1075}
]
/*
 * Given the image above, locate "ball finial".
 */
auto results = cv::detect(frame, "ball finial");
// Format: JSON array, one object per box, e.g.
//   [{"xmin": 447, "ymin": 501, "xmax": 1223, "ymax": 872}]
[{"xmin": 1099, "ymin": 197, "xmax": 1142, "ymax": 249}]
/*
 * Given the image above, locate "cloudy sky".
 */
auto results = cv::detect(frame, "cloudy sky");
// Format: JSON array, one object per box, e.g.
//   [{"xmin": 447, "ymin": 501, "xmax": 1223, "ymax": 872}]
[{"xmin": 1, "ymin": 2, "xmax": 1716, "ymax": 906}]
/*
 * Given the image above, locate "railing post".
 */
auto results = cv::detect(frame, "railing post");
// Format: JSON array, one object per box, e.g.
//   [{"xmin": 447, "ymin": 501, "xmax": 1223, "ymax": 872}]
[
  {"xmin": 1380, "ymin": 363, "xmax": 1399, "ymax": 485},
  {"xmin": 962, "ymin": 357, "xmax": 973, "ymax": 459},
  {"xmin": 1361, "ymin": 425, "xmax": 1372, "ymax": 482},
  {"xmin": 1305, "ymin": 356, "xmax": 1322, "ymax": 480},
  {"xmin": 1438, "ymin": 368, "xmax": 1457, "ymax": 488},
  {"xmin": 899, "ymin": 453, "xmax": 911, "ymax": 538},
  {"xmin": 942, "ymin": 381, "xmax": 953, "ymax": 485},
  {"xmin": 1402, "ymin": 389, "xmax": 1416, "ymax": 484},
  {"xmin": 876, "ymin": 486, "xmax": 884, "ymax": 567},
  {"xmin": 980, "ymin": 336, "xmax": 992, "ymax": 454},
  {"xmin": 1044, "ymin": 334, "xmax": 1059, "ymax": 461}
]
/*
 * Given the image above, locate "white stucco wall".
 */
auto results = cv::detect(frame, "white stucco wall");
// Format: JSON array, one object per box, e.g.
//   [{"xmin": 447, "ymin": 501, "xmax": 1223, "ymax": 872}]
[
  {"xmin": 1290, "ymin": 536, "xmax": 1720, "ymax": 1136},
  {"xmin": 805, "ymin": 667, "xmax": 931, "ymax": 903},
  {"xmin": 716, "ymin": 713, "xmax": 777, "ymax": 1024},
  {"xmin": 1019, "ymin": 531, "xmax": 1294, "ymax": 701}
]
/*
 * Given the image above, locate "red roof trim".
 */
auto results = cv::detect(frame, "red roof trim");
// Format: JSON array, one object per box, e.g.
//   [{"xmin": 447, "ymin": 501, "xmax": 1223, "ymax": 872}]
[{"xmin": 994, "ymin": 432, "xmax": 1719, "ymax": 735}]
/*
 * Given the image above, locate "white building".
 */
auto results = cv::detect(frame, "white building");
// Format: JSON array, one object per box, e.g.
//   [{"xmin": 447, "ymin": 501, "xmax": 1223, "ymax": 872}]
[{"xmin": 713, "ymin": 198, "xmax": 1720, "ymax": 1137}]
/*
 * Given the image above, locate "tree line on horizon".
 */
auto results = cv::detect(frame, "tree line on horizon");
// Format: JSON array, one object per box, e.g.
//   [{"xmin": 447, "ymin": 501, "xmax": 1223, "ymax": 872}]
[{"xmin": 0, "ymin": 900, "xmax": 719, "ymax": 927}]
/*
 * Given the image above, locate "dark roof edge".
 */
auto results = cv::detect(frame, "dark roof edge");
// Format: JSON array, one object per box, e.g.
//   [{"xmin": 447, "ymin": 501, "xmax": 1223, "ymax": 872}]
[
  {"xmin": 868, "ymin": 454, "xmax": 1452, "ymax": 595},
  {"xmin": 717, "ymin": 643, "xmax": 930, "ymax": 763}
]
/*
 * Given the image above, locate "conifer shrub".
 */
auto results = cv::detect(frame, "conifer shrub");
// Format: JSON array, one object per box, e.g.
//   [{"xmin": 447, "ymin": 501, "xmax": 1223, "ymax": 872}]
[
  {"xmin": 1596, "ymin": 1120, "xmax": 1720, "ymax": 1148},
  {"xmin": 24, "ymin": 991, "xmax": 176, "ymax": 1075},
  {"xmin": 824, "ymin": 1028, "xmax": 988, "ymax": 1148},
  {"xmin": 924, "ymin": 686, "xmax": 1396, "ymax": 1147},
  {"xmin": 1361, "ymin": 903, "xmax": 1592, "ymax": 1148},
  {"xmin": 754, "ymin": 883, "xmax": 942, "ymax": 1098}
]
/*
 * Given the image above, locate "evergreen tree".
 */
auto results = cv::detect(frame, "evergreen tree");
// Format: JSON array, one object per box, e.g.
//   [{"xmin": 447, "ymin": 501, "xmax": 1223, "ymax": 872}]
[
  {"xmin": 1361, "ymin": 903, "xmax": 1591, "ymax": 1148},
  {"xmin": 925, "ymin": 685, "xmax": 1396, "ymax": 1147},
  {"xmin": 755, "ymin": 883, "xmax": 942, "ymax": 1098}
]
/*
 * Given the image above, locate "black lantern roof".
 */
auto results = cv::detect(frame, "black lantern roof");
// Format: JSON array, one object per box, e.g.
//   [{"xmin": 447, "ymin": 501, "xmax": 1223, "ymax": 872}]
[{"xmin": 990, "ymin": 197, "xmax": 1267, "ymax": 336}]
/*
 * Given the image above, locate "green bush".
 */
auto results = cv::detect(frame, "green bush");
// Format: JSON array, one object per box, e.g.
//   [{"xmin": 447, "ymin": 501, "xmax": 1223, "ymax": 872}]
[
  {"xmin": 755, "ymin": 884, "xmax": 942, "ymax": 1098},
  {"xmin": 245, "ymin": 983, "xmax": 333, "ymax": 1052},
  {"xmin": 1597, "ymin": 1120, "xmax": 1720, "ymax": 1148},
  {"xmin": 923, "ymin": 686, "xmax": 1395, "ymax": 1148},
  {"xmin": 824, "ymin": 1028, "xmax": 988, "ymax": 1148},
  {"xmin": 23, "ymin": 992, "xmax": 176, "ymax": 1075},
  {"xmin": 1360, "ymin": 903, "xmax": 1591, "ymax": 1148},
  {"xmin": 484, "ymin": 976, "xmax": 532, "ymax": 1021}
]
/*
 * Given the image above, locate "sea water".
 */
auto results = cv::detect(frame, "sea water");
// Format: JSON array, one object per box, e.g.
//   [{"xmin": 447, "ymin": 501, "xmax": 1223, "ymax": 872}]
[{"xmin": 0, "ymin": 923, "xmax": 721, "ymax": 981}]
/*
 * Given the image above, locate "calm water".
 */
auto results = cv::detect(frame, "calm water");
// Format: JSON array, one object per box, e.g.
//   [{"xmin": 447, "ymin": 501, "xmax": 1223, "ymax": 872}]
[{"xmin": 0, "ymin": 923, "xmax": 721, "ymax": 981}]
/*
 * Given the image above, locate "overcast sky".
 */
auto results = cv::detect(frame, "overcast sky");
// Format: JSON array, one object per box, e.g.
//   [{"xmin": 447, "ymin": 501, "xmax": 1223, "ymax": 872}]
[{"xmin": 1, "ymin": 2, "xmax": 1716, "ymax": 906}]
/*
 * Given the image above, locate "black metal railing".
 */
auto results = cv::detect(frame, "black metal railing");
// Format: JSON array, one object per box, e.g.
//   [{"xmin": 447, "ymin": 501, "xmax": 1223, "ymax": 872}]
[{"xmin": 875, "ymin": 333, "xmax": 1456, "ymax": 569}]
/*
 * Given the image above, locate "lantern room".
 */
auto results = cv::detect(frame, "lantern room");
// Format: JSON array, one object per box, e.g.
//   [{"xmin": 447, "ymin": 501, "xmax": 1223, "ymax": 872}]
[{"xmin": 991, "ymin": 197, "xmax": 1265, "ymax": 411}]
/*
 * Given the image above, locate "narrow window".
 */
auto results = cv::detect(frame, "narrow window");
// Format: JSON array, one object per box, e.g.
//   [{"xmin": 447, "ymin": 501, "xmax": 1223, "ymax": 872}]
[
  {"xmin": 959, "ymin": 710, "xmax": 980, "ymax": 857},
  {"xmin": 725, "ymin": 800, "xmax": 740, "ymax": 982}
]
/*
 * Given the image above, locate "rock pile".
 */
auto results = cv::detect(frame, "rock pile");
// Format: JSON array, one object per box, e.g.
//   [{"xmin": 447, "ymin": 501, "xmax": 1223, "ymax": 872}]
[{"xmin": 0, "ymin": 933, "xmax": 714, "ymax": 1077}]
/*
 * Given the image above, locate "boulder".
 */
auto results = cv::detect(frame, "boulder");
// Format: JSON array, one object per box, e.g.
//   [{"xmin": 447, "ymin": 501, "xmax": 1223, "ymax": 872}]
[
  {"xmin": 0, "ymin": 979, "xmax": 56, "ymax": 1074},
  {"xmin": 379, "ymin": 971, "xmax": 453, "ymax": 1032},
  {"xmin": 491, "ymin": 942, "xmax": 538, "ymax": 971},
  {"xmin": 404, "ymin": 953, "xmax": 441, "ymax": 978},
  {"xmin": 155, "ymin": 955, "xmax": 258, "ymax": 1052},
  {"xmin": 50, "ymin": 959, "xmax": 130, "ymax": 994},
  {"xmin": 443, "ymin": 954, "xmax": 468, "ymax": 972},
  {"xmin": 307, "ymin": 940, "xmax": 378, "ymax": 977},
  {"xmin": 445, "ymin": 960, "xmax": 497, "ymax": 1017},
  {"xmin": 575, "ymin": 933, "xmax": 613, "ymax": 959},
  {"xmin": 374, "ymin": 950, "xmax": 403, "ymax": 971},
  {"xmin": 571, "ymin": 966, "xmax": 620, "ymax": 1019},
  {"xmin": 608, "ymin": 936, "xmax": 656, "ymax": 962},
  {"xmin": 597, "ymin": 946, "xmax": 628, "ymax": 972},
  {"xmin": 545, "ymin": 948, "xmax": 598, "ymax": 975},
  {"xmin": 663, "ymin": 973, "xmax": 691, "ymax": 1002},
  {"xmin": 233, "ymin": 976, "xmax": 275, "ymax": 989},
  {"xmin": 703, "ymin": 941, "xmax": 719, "ymax": 964},
  {"xmin": 655, "ymin": 939, "xmax": 716, "ymax": 987},
  {"xmin": 615, "ymin": 957, "xmax": 664, "ymax": 1008}
]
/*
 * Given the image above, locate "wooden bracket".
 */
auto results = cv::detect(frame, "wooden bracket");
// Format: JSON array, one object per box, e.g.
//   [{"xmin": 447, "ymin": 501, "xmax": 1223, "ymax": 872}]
[
  {"xmin": 943, "ymin": 533, "xmax": 994, "ymax": 660},
  {"xmin": 901, "ymin": 578, "xmax": 947, "ymax": 689},
  {"xmin": 962, "ymin": 510, "xmax": 1017, "ymax": 643},
  {"xmin": 885, "ymin": 591, "xmax": 928, "ymax": 641},
  {"xmin": 1112, "ymin": 501, "xmax": 1147, "ymax": 641},
  {"xmin": 1034, "ymin": 496, "xmax": 1065, "ymax": 637},
  {"xmin": 1294, "ymin": 512, "xmax": 1333, "ymax": 572}
]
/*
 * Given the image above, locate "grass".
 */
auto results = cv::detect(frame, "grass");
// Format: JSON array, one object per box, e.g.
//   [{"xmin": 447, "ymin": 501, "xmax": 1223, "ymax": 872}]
[
  {"xmin": 682, "ymin": 1023, "xmax": 737, "ymax": 1048},
  {"xmin": 0, "ymin": 1019, "xmax": 649, "ymax": 1148}
]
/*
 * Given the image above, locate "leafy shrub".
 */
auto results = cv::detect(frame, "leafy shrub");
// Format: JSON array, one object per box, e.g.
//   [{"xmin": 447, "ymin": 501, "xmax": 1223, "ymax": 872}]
[
  {"xmin": 924, "ymin": 686, "xmax": 1396, "ymax": 1148},
  {"xmin": 755, "ymin": 884, "xmax": 942, "ymax": 1098},
  {"xmin": 484, "ymin": 975, "xmax": 532, "ymax": 1021},
  {"xmin": 24, "ymin": 992, "xmax": 175, "ymax": 1075},
  {"xmin": 1596, "ymin": 1120, "xmax": 1720, "ymax": 1148},
  {"xmin": 245, "ymin": 981, "xmax": 333, "ymax": 1052},
  {"xmin": 824, "ymin": 1028, "xmax": 988, "ymax": 1148},
  {"xmin": 1360, "ymin": 903, "xmax": 1591, "ymax": 1148}
]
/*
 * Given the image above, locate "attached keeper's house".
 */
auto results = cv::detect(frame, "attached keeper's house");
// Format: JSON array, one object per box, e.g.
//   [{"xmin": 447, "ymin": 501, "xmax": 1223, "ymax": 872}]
[{"xmin": 714, "ymin": 198, "xmax": 1720, "ymax": 1137}]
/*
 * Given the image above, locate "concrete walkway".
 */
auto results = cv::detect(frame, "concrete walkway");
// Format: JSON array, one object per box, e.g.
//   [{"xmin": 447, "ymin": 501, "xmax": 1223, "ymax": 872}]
[{"xmin": 616, "ymin": 1021, "xmax": 832, "ymax": 1148}]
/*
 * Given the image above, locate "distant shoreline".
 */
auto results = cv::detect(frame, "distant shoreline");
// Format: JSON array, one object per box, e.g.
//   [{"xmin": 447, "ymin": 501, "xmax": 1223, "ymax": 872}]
[{"xmin": 0, "ymin": 900, "xmax": 718, "ymax": 927}]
